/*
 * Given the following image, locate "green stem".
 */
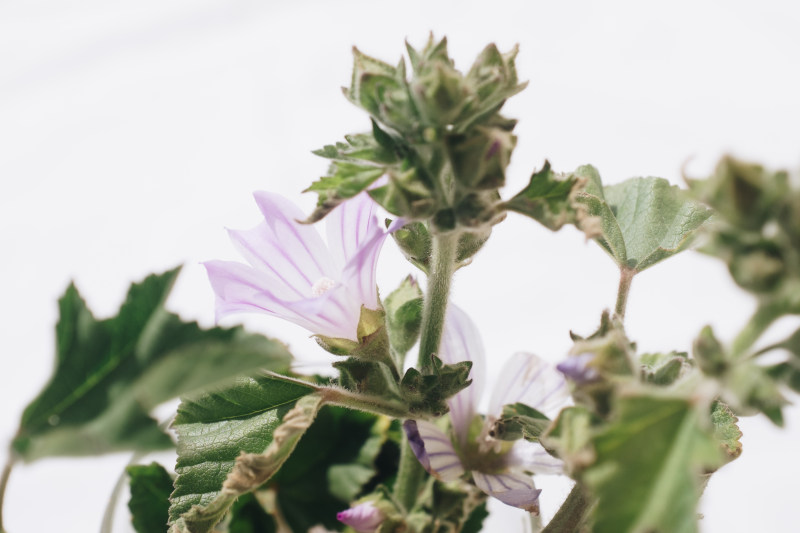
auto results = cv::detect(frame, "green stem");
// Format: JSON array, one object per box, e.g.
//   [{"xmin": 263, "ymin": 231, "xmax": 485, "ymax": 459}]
[
  {"xmin": 417, "ymin": 231, "xmax": 459, "ymax": 371},
  {"xmin": 394, "ymin": 230, "xmax": 460, "ymax": 513},
  {"xmin": 731, "ymin": 300, "xmax": 785, "ymax": 358},
  {"xmin": 394, "ymin": 437, "xmax": 426, "ymax": 512},
  {"xmin": 614, "ymin": 267, "xmax": 635, "ymax": 321},
  {"xmin": 541, "ymin": 484, "xmax": 592, "ymax": 533},
  {"xmin": 0, "ymin": 452, "xmax": 16, "ymax": 533},
  {"xmin": 320, "ymin": 387, "xmax": 410, "ymax": 418}
]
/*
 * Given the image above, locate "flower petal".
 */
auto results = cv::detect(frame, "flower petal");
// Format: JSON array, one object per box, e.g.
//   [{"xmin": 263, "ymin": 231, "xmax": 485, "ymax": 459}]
[
  {"xmin": 506, "ymin": 440, "xmax": 564, "ymax": 475},
  {"xmin": 339, "ymin": 223, "xmax": 388, "ymax": 311},
  {"xmin": 252, "ymin": 191, "xmax": 335, "ymax": 281},
  {"xmin": 337, "ymin": 501, "xmax": 384, "ymax": 533},
  {"xmin": 439, "ymin": 304, "xmax": 486, "ymax": 447},
  {"xmin": 472, "ymin": 471, "xmax": 541, "ymax": 513},
  {"xmin": 488, "ymin": 352, "xmax": 569, "ymax": 419},
  {"xmin": 326, "ymin": 192, "xmax": 378, "ymax": 272},
  {"xmin": 204, "ymin": 260, "xmax": 349, "ymax": 336},
  {"xmin": 403, "ymin": 420, "xmax": 465, "ymax": 482}
]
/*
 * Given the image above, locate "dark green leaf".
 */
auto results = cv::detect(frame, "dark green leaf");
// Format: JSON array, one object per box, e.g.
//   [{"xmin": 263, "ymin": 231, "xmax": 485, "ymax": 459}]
[
  {"xmin": 400, "ymin": 356, "xmax": 472, "ymax": 416},
  {"xmin": 582, "ymin": 394, "xmax": 722, "ymax": 533},
  {"xmin": 504, "ymin": 161, "xmax": 579, "ymax": 230},
  {"xmin": 14, "ymin": 268, "xmax": 292, "ymax": 461},
  {"xmin": 169, "ymin": 375, "xmax": 317, "ymax": 531},
  {"xmin": 575, "ymin": 172, "xmax": 713, "ymax": 271},
  {"xmin": 127, "ymin": 462, "xmax": 173, "ymax": 533},
  {"xmin": 227, "ymin": 493, "xmax": 277, "ymax": 533},
  {"xmin": 273, "ymin": 407, "xmax": 396, "ymax": 532}
]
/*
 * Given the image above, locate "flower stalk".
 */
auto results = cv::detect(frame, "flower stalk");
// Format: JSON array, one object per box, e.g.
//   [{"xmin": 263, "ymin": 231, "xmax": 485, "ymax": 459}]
[
  {"xmin": 614, "ymin": 267, "xmax": 635, "ymax": 320},
  {"xmin": 417, "ymin": 231, "xmax": 460, "ymax": 371}
]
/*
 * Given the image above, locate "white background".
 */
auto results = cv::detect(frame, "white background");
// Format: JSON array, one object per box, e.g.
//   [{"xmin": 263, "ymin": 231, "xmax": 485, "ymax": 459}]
[{"xmin": 2, "ymin": 1, "xmax": 799, "ymax": 531}]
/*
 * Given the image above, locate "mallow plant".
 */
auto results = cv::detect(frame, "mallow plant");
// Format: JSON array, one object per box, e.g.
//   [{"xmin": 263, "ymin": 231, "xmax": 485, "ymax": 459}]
[{"xmin": 3, "ymin": 35, "xmax": 799, "ymax": 533}]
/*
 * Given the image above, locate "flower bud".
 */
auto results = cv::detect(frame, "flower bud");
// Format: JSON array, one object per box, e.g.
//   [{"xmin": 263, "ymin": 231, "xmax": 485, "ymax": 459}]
[{"xmin": 337, "ymin": 501, "xmax": 385, "ymax": 533}]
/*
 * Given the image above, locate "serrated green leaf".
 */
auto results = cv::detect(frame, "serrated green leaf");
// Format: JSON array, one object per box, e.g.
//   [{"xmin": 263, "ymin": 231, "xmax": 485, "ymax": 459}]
[
  {"xmin": 169, "ymin": 375, "xmax": 317, "ymax": 531},
  {"xmin": 711, "ymin": 401, "xmax": 742, "ymax": 461},
  {"xmin": 575, "ymin": 173, "xmax": 713, "ymax": 272},
  {"xmin": 582, "ymin": 394, "xmax": 723, "ymax": 533},
  {"xmin": 383, "ymin": 276, "xmax": 424, "ymax": 357},
  {"xmin": 491, "ymin": 402, "xmax": 551, "ymax": 442},
  {"xmin": 13, "ymin": 268, "xmax": 292, "ymax": 461},
  {"xmin": 504, "ymin": 161, "xmax": 579, "ymax": 230},
  {"xmin": 127, "ymin": 462, "xmax": 174, "ymax": 533}
]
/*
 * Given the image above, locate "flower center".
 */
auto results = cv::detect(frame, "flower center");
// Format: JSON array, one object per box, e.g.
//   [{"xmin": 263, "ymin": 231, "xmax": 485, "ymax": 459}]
[{"xmin": 311, "ymin": 276, "xmax": 336, "ymax": 297}]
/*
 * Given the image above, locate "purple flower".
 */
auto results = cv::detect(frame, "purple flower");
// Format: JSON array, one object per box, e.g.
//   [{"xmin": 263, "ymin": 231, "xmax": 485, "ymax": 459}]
[
  {"xmin": 205, "ymin": 191, "xmax": 394, "ymax": 341},
  {"xmin": 337, "ymin": 501, "xmax": 385, "ymax": 532},
  {"xmin": 556, "ymin": 353, "xmax": 600, "ymax": 384},
  {"xmin": 404, "ymin": 305, "xmax": 569, "ymax": 513}
]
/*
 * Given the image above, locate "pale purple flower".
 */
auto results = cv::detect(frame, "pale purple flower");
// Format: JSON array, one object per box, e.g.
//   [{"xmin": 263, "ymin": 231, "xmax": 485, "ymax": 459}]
[
  {"xmin": 557, "ymin": 353, "xmax": 600, "ymax": 384},
  {"xmin": 404, "ymin": 305, "xmax": 569, "ymax": 513},
  {"xmin": 337, "ymin": 501, "xmax": 385, "ymax": 532},
  {"xmin": 205, "ymin": 191, "xmax": 395, "ymax": 341}
]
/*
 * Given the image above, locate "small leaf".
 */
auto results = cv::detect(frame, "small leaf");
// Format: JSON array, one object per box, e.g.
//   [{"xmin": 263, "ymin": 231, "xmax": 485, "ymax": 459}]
[
  {"xmin": 14, "ymin": 268, "xmax": 292, "ymax": 461},
  {"xmin": 504, "ymin": 160, "xmax": 579, "ymax": 230},
  {"xmin": 391, "ymin": 221, "xmax": 432, "ymax": 273},
  {"xmin": 575, "ymin": 173, "xmax": 713, "ymax": 272},
  {"xmin": 582, "ymin": 393, "xmax": 723, "ymax": 533},
  {"xmin": 383, "ymin": 276, "xmax": 424, "ymax": 357},
  {"xmin": 127, "ymin": 462, "xmax": 174, "ymax": 533},
  {"xmin": 169, "ymin": 375, "xmax": 317, "ymax": 531},
  {"xmin": 710, "ymin": 401, "xmax": 742, "ymax": 461}
]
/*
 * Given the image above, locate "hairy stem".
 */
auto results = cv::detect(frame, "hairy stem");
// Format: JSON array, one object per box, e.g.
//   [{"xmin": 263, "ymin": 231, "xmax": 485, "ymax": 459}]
[
  {"xmin": 541, "ymin": 483, "xmax": 591, "ymax": 533},
  {"xmin": 0, "ymin": 452, "xmax": 16, "ymax": 533},
  {"xmin": 614, "ymin": 267, "xmax": 636, "ymax": 321},
  {"xmin": 417, "ymin": 231, "xmax": 459, "ymax": 371},
  {"xmin": 320, "ymin": 387, "xmax": 410, "ymax": 419},
  {"xmin": 731, "ymin": 300, "xmax": 785, "ymax": 358}
]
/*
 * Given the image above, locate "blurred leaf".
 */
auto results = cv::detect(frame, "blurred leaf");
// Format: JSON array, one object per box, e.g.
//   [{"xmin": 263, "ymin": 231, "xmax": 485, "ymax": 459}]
[
  {"xmin": 639, "ymin": 352, "xmax": 690, "ymax": 386},
  {"xmin": 227, "ymin": 493, "xmax": 277, "ymax": 533},
  {"xmin": 127, "ymin": 462, "xmax": 173, "ymax": 533},
  {"xmin": 14, "ymin": 268, "xmax": 292, "ymax": 461},
  {"xmin": 540, "ymin": 406, "xmax": 595, "ymax": 474},
  {"xmin": 574, "ymin": 172, "xmax": 713, "ymax": 272},
  {"xmin": 504, "ymin": 161, "xmax": 578, "ymax": 230},
  {"xmin": 582, "ymin": 394, "xmax": 722, "ymax": 533},
  {"xmin": 491, "ymin": 402, "xmax": 551, "ymax": 442},
  {"xmin": 169, "ymin": 376, "xmax": 317, "ymax": 532}
]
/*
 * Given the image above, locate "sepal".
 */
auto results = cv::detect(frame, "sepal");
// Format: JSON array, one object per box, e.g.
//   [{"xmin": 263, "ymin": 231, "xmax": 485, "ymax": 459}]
[
  {"xmin": 400, "ymin": 355, "xmax": 473, "ymax": 416},
  {"xmin": 383, "ymin": 275, "xmax": 424, "ymax": 357}
]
